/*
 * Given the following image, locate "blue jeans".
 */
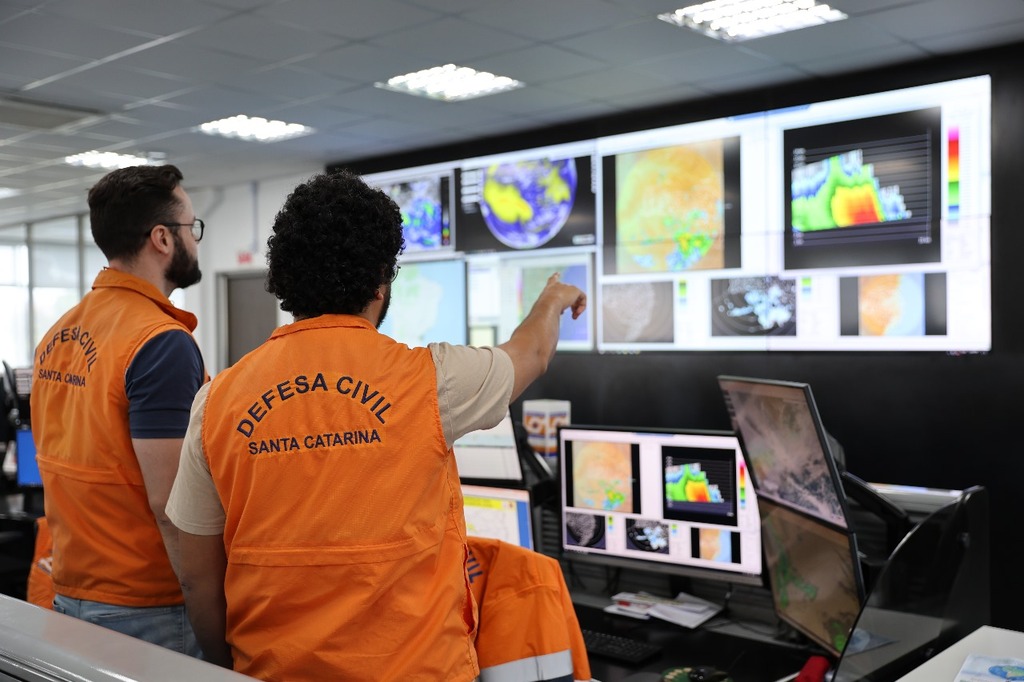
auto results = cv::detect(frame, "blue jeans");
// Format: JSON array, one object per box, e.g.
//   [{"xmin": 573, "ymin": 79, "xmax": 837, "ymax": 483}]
[{"xmin": 53, "ymin": 594, "xmax": 201, "ymax": 658}]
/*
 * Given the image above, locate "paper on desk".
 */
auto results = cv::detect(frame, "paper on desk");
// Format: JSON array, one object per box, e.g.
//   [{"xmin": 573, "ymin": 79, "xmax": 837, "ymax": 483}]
[
  {"xmin": 610, "ymin": 591, "xmax": 721, "ymax": 629},
  {"xmin": 955, "ymin": 654, "xmax": 1024, "ymax": 681}
]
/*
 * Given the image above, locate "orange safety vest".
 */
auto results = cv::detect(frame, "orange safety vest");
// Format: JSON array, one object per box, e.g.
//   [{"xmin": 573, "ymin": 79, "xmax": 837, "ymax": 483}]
[
  {"xmin": 467, "ymin": 537, "xmax": 592, "ymax": 682},
  {"xmin": 31, "ymin": 269, "xmax": 199, "ymax": 606},
  {"xmin": 202, "ymin": 315, "xmax": 478, "ymax": 681}
]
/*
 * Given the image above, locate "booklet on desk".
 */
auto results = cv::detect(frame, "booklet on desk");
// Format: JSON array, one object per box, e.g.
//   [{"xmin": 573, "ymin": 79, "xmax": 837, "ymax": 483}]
[
  {"xmin": 606, "ymin": 591, "xmax": 722, "ymax": 629},
  {"xmin": 955, "ymin": 654, "xmax": 1024, "ymax": 682}
]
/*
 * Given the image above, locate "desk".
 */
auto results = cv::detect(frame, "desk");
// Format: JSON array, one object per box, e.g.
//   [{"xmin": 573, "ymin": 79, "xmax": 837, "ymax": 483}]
[
  {"xmin": 575, "ymin": 604, "xmax": 811, "ymax": 682},
  {"xmin": 894, "ymin": 625, "xmax": 1024, "ymax": 680}
]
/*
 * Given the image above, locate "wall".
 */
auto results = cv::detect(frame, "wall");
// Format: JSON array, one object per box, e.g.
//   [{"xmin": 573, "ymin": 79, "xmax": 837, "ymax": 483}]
[{"xmin": 191, "ymin": 44, "xmax": 1024, "ymax": 630}]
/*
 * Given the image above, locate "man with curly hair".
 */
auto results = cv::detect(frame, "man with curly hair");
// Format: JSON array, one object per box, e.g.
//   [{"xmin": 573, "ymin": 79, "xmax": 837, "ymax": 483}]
[
  {"xmin": 167, "ymin": 168, "xmax": 586, "ymax": 680},
  {"xmin": 31, "ymin": 164, "xmax": 206, "ymax": 655}
]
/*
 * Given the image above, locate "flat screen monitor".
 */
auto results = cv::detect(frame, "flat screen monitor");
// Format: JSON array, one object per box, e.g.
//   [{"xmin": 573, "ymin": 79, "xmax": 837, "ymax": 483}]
[
  {"xmin": 378, "ymin": 257, "xmax": 467, "ymax": 347},
  {"xmin": 557, "ymin": 425, "xmax": 763, "ymax": 586},
  {"xmin": 453, "ymin": 411, "xmax": 523, "ymax": 483},
  {"xmin": 15, "ymin": 428, "xmax": 41, "ymax": 488},
  {"xmin": 594, "ymin": 75, "xmax": 990, "ymax": 353},
  {"xmin": 461, "ymin": 483, "xmax": 535, "ymax": 551},
  {"xmin": 718, "ymin": 375, "xmax": 866, "ymax": 657},
  {"xmin": 717, "ymin": 375, "xmax": 850, "ymax": 528},
  {"xmin": 759, "ymin": 498, "xmax": 864, "ymax": 658}
]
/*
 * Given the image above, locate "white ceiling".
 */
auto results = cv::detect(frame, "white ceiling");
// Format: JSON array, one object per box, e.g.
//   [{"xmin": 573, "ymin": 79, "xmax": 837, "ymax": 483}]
[{"xmin": 2, "ymin": 0, "xmax": 1023, "ymax": 227}]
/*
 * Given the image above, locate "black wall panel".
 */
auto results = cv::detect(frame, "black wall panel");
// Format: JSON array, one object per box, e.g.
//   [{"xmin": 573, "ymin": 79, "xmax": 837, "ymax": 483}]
[{"xmin": 346, "ymin": 42, "xmax": 1024, "ymax": 630}]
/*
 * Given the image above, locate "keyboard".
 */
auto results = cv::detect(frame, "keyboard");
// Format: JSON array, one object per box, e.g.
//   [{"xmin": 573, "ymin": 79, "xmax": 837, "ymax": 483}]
[{"xmin": 581, "ymin": 628, "xmax": 663, "ymax": 665}]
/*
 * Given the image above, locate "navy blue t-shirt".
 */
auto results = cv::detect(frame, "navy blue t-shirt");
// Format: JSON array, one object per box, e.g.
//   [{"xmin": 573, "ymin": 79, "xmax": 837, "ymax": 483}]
[{"xmin": 125, "ymin": 330, "xmax": 205, "ymax": 439}]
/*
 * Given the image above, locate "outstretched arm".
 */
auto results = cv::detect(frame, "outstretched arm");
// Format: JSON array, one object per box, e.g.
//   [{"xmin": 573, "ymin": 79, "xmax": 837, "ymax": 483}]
[{"xmin": 497, "ymin": 273, "xmax": 586, "ymax": 401}]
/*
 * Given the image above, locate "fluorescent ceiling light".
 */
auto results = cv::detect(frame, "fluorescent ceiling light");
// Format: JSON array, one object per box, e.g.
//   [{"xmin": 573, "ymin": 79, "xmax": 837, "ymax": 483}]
[
  {"xmin": 65, "ymin": 151, "xmax": 150, "ymax": 170},
  {"xmin": 658, "ymin": 0, "xmax": 848, "ymax": 42},
  {"xmin": 376, "ymin": 64, "xmax": 524, "ymax": 102},
  {"xmin": 198, "ymin": 114, "xmax": 313, "ymax": 142},
  {"xmin": 0, "ymin": 187, "xmax": 20, "ymax": 200}
]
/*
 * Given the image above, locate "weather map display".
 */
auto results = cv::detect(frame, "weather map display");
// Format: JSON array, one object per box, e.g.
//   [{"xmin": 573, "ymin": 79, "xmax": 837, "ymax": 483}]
[
  {"xmin": 784, "ymin": 108, "xmax": 942, "ymax": 270},
  {"xmin": 718, "ymin": 376, "xmax": 850, "ymax": 529},
  {"xmin": 662, "ymin": 445, "xmax": 737, "ymax": 526},
  {"xmin": 364, "ymin": 168, "xmax": 453, "ymax": 254},
  {"xmin": 759, "ymin": 499, "xmax": 864, "ymax": 658},
  {"xmin": 591, "ymin": 75, "xmax": 989, "ymax": 353},
  {"xmin": 838, "ymin": 272, "xmax": 948, "ymax": 337},
  {"xmin": 455, "ymin": 142, "xmax": 597, "ymax": 253},
  {"xmin": 466, "ymin": 251, "xmax": 593, "ymax": 351},
  {"xmin": 602, "ymin": 137, "xmax": 741, "ymax": 275},
  {"xmin": 378, "ymin": 258, "xmax": 466, "ymax": 347},
  {"xmin": 362, "ymin": 76, "xmax": 989, "ymax": 353},
  {"xmin": 559, "ymin": 425, "xmax": 763, "ymax": 586},
  {"xmin": 461, "ymin": 484, "xmax": 534, "ymax": 550}
]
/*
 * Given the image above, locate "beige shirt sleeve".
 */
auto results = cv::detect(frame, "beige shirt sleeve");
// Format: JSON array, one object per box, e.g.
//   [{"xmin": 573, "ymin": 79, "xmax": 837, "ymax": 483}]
[
  {"xmin": 430, "ymin": 343, "xmax": 514, "ymax": 449},
  {"xmin": 166, "ymin": 382, "xmax": 226, "ymax": 535}
]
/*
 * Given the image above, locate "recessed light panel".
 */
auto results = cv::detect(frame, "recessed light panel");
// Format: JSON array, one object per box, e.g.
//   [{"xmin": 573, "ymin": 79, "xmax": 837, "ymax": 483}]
[
  {"xmin": 376, "ymin": 64, "xmax": 524, "ymax": 102},
  {"xmin": 198, "ymin": 115, "xmax": 313, "ymax": 143},
  {"xmin": 64, "ymin": 151, "xmax": 150, "ymax": 170},
  {"xmin": 658, "ymin": 0, "xmax": 848, "ymax": 42}
]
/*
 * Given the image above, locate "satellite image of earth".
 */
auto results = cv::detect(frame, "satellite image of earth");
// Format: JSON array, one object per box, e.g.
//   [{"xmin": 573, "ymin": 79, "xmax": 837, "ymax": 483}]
[
  {"xmin": 858, "ymin": 273, "xmax": 925, "ymax": 336},
  {"xmin": 479, "ymin": 157, "xmax": 577, "ymax": 249}
]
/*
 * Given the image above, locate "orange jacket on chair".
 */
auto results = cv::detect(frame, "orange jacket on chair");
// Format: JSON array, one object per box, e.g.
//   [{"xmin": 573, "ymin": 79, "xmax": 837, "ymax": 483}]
[{"xmin": 467, "ymin": 536, "xmax": 592, "ymax": 682}]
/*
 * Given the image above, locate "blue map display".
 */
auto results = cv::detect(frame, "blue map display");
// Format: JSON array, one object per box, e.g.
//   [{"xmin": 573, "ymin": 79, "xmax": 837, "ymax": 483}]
[{"xmin": 379, "ymin": 259, "xmax": 466, "ymax": 347}]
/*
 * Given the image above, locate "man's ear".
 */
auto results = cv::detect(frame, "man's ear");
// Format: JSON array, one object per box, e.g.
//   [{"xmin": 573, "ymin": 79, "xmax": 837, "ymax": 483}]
[{"xmin": 148, "ymin": 225, "xmax": 174, "ymax": 255}]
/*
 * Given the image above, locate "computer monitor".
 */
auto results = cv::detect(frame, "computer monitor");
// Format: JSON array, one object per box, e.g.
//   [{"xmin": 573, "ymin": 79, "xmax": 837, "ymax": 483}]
[
  {"xmin": 557, "ymin": 425, "xmax": 763, "ymax": 587},
  {"xmin": 453, "ymin": 411, "xmax": 523, "ymax": 483},
  {"xmin": 717, "ymin": 375, "xmax": 850, "ymax": 528},
  {"xmin": 461, "ymin": 483, "xmax": 535, "ymax": 550},
  {"xmin": 717, "ymin": 375, "xmax": 865, "ymax": 658},
  {"xmin": 15, "ymin": 428, "xmax": 41, "ymax": 488}
]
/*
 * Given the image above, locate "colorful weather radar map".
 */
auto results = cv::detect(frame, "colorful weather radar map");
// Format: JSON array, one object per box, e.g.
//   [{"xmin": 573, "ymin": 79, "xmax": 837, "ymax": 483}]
[
  {"xmin": 615, "ymin": 139, "xmax": 726, "ymax": 273},
  {"xmin": 571, "ymin": 440, "xmax": 635, "ymax": 513},
  {"xmin": 380, "ymin": 176, "xmax": 450, "ymax": 252},
  {"xmin": 665, "ymin": 463, "xmax": 723, "ymax": 504},
  {"xmin": 791, "ymin": 149, "xmax": 911, "ymax": 232},
  {"xmin": 479, "ymin": 157, "xmax": 577, "ymax": 249}
]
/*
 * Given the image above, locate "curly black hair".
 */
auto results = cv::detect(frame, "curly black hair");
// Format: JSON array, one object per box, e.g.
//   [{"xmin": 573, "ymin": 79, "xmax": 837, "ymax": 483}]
[
  {"xmin": 266, "ymin": 169, "xmax": 405, "ymax": 318},
  {"xmin": 88, "ymin": 164, "xmax": 184, "ymax": 261}
]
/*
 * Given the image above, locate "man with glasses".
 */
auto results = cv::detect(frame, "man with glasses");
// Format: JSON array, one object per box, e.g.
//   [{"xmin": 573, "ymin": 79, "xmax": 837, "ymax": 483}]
[{"xmin": 31, "ymin": 164, "xmax": 207, "ymax": 657}]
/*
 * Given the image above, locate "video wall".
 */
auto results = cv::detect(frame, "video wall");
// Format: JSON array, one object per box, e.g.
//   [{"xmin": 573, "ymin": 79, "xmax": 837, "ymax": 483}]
[{"xmin": 364, "ymin": 75, "xmax": 991, "ymax": 353}]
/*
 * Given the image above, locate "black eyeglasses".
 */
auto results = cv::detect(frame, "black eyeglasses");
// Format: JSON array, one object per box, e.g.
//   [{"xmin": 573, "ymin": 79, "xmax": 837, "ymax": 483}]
[
  {"xmin": 159, "ymin": 218, "xmax": 205, "ymax": 242},
  {"xmin": 390, "ymin": 265, "xmax": 401, "ymax": 283}
]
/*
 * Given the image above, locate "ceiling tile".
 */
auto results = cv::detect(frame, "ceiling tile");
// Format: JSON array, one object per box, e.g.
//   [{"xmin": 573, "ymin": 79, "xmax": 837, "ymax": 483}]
[
  {"xmin": 469, "ymin": 45, "xmax": 608, "ymax": 86},
  {"xmin": 369, "ymin": 17, "xmax": 532, "ymax": 64},
  {"xmin": 293, "ymin": 43, "xmax": 437, "ymax": 84},
  {"xmin": 559, "ymin": 18, "xmax": 709, "ymax": 64},
  {"xmin": 464, "ymin": 0, "xmax": 637, "ymax": 42},
  {"xmin": 43, "ymin": 0, "xmax": 234, "ymax": 37},
  {"xmin": 180, "ymin": 14, "xmax": 347, "ymax": 61},
  {"xmin": 256, "ymin": 0, "xmax": 442, "ymax": 40}
]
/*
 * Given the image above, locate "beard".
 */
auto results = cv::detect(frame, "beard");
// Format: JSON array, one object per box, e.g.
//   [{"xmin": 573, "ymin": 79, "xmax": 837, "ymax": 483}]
[
  {"xmin": 166, "ymin": 228, "xmax": 202, "ymax": 290},
  {"xmin": 376, "ymin": 285, "xmax": 392, "ymax": 329}
]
